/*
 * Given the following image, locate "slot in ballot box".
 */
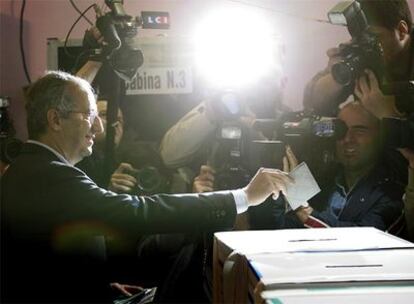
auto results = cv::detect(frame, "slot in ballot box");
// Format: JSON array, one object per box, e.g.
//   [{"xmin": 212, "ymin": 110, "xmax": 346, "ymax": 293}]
[
  {"xmin": 212, "ymin": 227, "xmax": 414, "ymax": 303},
  {"xmin": 250, "ymin": 249, "xmax": 414, "ymax": 303}
]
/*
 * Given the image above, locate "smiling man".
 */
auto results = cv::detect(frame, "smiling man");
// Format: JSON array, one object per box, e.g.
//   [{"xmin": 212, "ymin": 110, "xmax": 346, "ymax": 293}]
[
  {"xmin": 304, "ymin": 102, "xmax": 404, "ymax": 230},
  {"xmin": 0, "ymin": 71, "xmax": 290, "ymax": 303},
  {"xmin": 260, "ymin": 102, "xmax": 405, "ymax": 232},
  {"xmin": 335, "ymin": 102, "xmax": 381, "ymax": 188}
]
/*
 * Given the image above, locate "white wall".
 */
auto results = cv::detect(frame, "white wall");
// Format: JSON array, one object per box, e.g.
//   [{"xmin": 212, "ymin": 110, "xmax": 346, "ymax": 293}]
[{"xmin": 1, "ymin": 0, "xmax": 413, "ymax": 139}]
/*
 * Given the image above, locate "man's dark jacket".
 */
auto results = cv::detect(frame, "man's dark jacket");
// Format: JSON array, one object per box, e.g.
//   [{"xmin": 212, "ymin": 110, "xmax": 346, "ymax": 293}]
[
  {"xmin": 250, "ymin": 164, "xmax": 404, "ymax": 232},
  {"xmin": 1, "ymin": 143, "xmax": 236, "ymax": 303}
]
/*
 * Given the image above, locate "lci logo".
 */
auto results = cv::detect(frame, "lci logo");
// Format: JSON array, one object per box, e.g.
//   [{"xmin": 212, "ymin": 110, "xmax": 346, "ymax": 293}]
[{"xmin": 141, "ymin": 11, "xmax": 170, "ymax": 29}]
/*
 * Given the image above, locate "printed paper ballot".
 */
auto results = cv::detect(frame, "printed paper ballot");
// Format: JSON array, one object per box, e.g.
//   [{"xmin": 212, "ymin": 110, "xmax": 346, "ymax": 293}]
[{"xmin": 285, "ymin": 162, "xmax": 320, "ymax": 210}]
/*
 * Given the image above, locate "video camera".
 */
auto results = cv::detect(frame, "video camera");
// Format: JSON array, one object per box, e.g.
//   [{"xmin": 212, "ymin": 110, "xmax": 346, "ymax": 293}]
[
  {"xmin": 206, "ymin": 90, "xmax": 253, "ymax": 190},
  {"xmin": 327, "ymin": 1, "xmax": 388, "ymax": 90},
  {"xmin": 277, "ymin": 112, "xmax": 347, "ymax": 140},
  {"xmin": 207, "ymin": 86, "xmax": 349, "ymax": 188},
  {"xmin": 82, "ymin": 0, "xmax": 144, "ymax": 81},
  {"xmin": 209, "ymin": 96, "xmax": 348, "ymax": 189},
  {"xmin": 381, "ymin": 114, "xmax": 414, "ymax": 150},
  {"xmin": 253, "ymin": 112, "xmax": 347, "ymax": 172}
]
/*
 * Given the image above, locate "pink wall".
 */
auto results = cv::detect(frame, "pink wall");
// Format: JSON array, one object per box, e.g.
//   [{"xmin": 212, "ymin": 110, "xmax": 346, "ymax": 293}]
[{"xmin": 1, "ymin": 0, "xmax": 413, "ymax": 140}]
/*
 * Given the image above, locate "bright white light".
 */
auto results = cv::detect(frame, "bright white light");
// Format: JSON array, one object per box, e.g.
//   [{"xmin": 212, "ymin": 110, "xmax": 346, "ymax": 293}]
[{"xmin": 193, "ymin": 8, "xmax": 278, "ymax": 89}]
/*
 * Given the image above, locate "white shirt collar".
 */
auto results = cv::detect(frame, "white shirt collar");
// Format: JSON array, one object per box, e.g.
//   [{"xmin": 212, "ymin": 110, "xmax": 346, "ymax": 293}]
[{"xmin": 26, "ymin": 140, "xmax": 71, "ymax": 165}]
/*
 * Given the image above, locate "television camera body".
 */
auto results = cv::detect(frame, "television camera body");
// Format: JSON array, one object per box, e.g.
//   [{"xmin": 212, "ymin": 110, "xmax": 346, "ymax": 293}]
[
  {"xmin": 381, "ymin": 114, "xmax": 414, "ymax": 150},
  {"xmin": 254, "ymin": 111, "xmax": 347, "ymax": 179},
  {"xmin": 207, "ymin": 90, "xmax": 252, "ymax": 190},
  {"xmin": 81, "ymin": 0, "xmax": 144, "ymax": 81},
  {"xmin": 208, "ymin": 89, "xmax": 348, "ymax": 189}
]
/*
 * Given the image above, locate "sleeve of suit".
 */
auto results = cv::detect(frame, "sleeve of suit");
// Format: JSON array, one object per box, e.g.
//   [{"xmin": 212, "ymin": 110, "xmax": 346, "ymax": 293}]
[{"xmin": 49, "ymin": 162, "xmax": 237, "ymax": 235}]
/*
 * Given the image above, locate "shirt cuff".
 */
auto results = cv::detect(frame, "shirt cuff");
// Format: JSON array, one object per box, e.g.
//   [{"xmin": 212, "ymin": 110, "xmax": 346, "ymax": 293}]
[{"xmin": 231, "ymin": 189, "xmax": 249, "ymax": 214}]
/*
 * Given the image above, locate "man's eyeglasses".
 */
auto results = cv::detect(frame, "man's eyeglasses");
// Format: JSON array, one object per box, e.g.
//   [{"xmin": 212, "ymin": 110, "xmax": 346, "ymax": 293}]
[{"xmin": 66, "ymin": 110, "xmax": 99, "ymax": 123}]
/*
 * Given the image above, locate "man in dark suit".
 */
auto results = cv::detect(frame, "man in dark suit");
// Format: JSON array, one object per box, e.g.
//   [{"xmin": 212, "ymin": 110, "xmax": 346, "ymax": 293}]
[{"xmin": 1, "ymin": 71, "xmax": 290, "ymax": 303}]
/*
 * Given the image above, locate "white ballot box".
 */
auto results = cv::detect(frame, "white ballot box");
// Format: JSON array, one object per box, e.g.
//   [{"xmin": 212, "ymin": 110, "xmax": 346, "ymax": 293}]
[
  {"xmin": 212, "ymin": 227, "xmax": 414, "ymax": 303},
  {"xmin": 261, "ymin": 284, "xmax": 414, "ymax": 304}
]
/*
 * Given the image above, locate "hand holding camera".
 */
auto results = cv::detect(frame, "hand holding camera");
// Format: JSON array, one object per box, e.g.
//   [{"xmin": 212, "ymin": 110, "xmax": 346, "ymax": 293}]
[
  {"xmin": 398, "ymin": 148, "xmax": 414, "ymax": 170},
  {"xmin": 282, "ymin": 145, "xmax": 299, "ymax": 173},
  {"xmin": 109, "ymin": 162, "xmax": 138, "ymax": 194},
  {"xmin": 354, "ymin": 69, "xmax": 401, "ymax": 119},
  {"xmin": 193, "ymin": 165, "xmax": 215, "ymax": 193}
]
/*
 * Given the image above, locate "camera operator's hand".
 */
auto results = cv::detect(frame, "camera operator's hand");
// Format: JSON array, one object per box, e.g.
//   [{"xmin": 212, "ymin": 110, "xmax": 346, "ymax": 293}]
[
  {"xmin": 239, "ymin": 106, "xmax": 257, "ymax": 128},
  {"xmin": 295, "ymin": 204, "xmax": 314, "ymax": 224},
  {"xmin": 108, "ymin": 163, "xmax": 138, "ymax": 194},
  {"xmin": 354, "ymin": 69, "xmax": 402, "ymax": 119},
  {"xmin": 110, "ymin": 282, "xmax": 144, "ymax": 297},
  {"xmin": 193, "ymin": 165, "xmax": 215, "ymax": 193},
  {"xmin": 243, "ymin": 168, "xmax": 294, "ymax": 207},
  {"xmin": 398, "ymin": 148, "xmax": 414, "ymax": 169},
  {"xmin": 283, "ymin": 145, "xmax": 298, "ymax": 173}
]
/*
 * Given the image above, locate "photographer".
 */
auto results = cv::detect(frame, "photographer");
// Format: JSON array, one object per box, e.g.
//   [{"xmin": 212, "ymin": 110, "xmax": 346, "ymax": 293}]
[
  {"xmin": 160, "ymin": 69, "xmax": 288, "ymax": 187},
  {"xmin": 353, "ymin": 69, "xmax": 414, "ymax": 240},
  {"xmin": 77, "ymin": 99, "xmax": 139, "ymax": 193},
  {"xmin": 303, "ymin": 0, "xmax": 413, "ymax": 117},
  {"xmin": 160, "ymin": 96, "xmax": 267, "ymax": 169},
  {"xmin": 262, "ymin": 102, "xmax": 405, "ymax": 232},
  {"xmin": 158, "ymin": 72, "xmax": 288, "ymax": 302}
]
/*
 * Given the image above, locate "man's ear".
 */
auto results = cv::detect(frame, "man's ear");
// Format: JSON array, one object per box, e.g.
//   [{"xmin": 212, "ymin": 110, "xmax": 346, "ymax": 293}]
[
  {"xmin": 47, "ymin": 109, "xmax": 63, "ymax": 131},
  {"xmin": 396, "ymin": 20, "xmax": 410, "ymax": 42}
]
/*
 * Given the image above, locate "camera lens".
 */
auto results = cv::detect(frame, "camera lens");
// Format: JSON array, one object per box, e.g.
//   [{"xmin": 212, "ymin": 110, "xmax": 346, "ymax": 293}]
[
  {"xmin": 136, "ymin": 166, "xmax": 162, "ymax": 193},
  {"xmin": 331, "ymin": 61, "xmax": 354, "ymax": 85},
  {"xmin": 1, "ymin": 137, "xmax": 23, "ymax": 164}
]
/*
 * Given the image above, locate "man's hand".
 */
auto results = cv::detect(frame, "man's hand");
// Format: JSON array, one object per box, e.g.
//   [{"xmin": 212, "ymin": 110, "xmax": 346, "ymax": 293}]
[
  {"xmin": 193, "ymin": 165, "xmax": 215, "ymax": 193},
  {"xmin": 239, "ymin": 106, "xmax": 257, "ymax": 129},
  {"xmin": 295, "ymin": 205, "xmax": 314, "ymax": 223},
  {"xmin": 283, "ymin": 145, "xmax": 298, "ymax": 173},
  {"xmin": 110, "ymin": 282, "xmax": 143, "ymax": 297},
  {"xmin": 354, "ymin": 69, "xmax": 401, "ymax": 119},
  {"xmin": 398, "ymin": 148, "xmax": 414, "ymax": 169},
  {"xmin": 108, "ymin": 163, "xmax": 138, "ymax": 194},
  {"xmin": 243, "ymin": 168, "xmax": 294, "ymax": 207}
]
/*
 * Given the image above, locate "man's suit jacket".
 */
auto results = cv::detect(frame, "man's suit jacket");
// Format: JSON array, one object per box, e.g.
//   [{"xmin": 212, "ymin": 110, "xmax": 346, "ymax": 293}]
[
  {"xmin": 249, "ymin": 164, "xmax": 404, "ymax": 233},
  {"xmin": 1, "ymin": 143, "xmax": 236, "ymax": 303}
]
